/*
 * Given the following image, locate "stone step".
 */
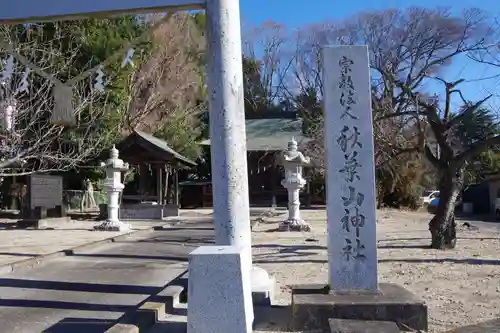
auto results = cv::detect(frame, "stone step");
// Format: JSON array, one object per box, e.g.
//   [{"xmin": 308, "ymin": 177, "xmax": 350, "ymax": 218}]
[
  {"xmin": 104, "ymin": 284, "xmax": 186, "ymax": 333},
  {"xmin": 137, "ymin": 285, "xmax": 187, "ymax": 325},
  {"xmin": 329, "ymin": 318, "xmax": 401, "ymax": 333},
  {"xmin": 150, "ymin": 304, "xmax": 408, "ymax": 333},
  {"xmin": 147, "ymin": 293, "xmax": 187, "ymax": 333},
  {"xmin": 157, "ymin": 285, "xmax": 185, "ymax": 314},
  {"xmin": 147, "ymin": 315, "xmax": 187, "ymax": 333},
  {"xmin": 148, "ymin": 316, "xmax": 403, "ymax": 333}
]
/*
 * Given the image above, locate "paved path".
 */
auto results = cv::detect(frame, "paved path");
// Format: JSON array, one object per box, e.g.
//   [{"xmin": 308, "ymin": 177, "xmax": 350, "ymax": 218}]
[
  {"xmin": 0, "ymin": 220, "xmax": 168, "ymax": 266},
  {"xmin": 0, "ymin": 219, "xmax": 215, "ymax": 333},
  {"xmin": 1, "ymin": 208, "xmax": 496, "ymax": 333}
]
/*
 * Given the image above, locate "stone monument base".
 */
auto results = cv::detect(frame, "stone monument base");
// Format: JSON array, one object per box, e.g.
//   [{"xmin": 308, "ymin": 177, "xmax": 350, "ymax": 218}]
[
  {"xmin": 291, "ymin": 283, "xmax": 427, "ymax": 332},
  {"xmin": 278, "ymin": 219, "xmax": 311, "ymax": 232},
  {"xmin": 16, "ymin": 216, "xmax": 71, "ymax": 229},
  {"xmin": 93, "ymin": 220, "xmax": 131, "ymax": 232},
  {"xmin": 181, "ymin": 265, "xmax": 276, "ymax": 306}
]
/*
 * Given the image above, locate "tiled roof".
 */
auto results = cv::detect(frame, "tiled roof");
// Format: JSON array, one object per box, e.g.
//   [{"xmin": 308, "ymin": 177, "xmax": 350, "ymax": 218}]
[
  {"xmin": 200, "ymin": 118, "xmax": 311, "ymax": 151},
  {"xmin": 133, "ymin": 130, "xmax": 197, "ymax": 166}
]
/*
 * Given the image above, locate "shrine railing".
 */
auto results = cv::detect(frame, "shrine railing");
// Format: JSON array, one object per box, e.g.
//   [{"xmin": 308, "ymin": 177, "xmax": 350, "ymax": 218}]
[{"xmin": 63, "ymin": 190, "xmax": 107, "ymax": 211}]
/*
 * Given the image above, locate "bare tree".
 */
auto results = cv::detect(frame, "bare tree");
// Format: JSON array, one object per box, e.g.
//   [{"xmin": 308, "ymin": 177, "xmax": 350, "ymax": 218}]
[
  {"xmin": 0, "ymin": 23, "xmax": 125, "ymax": 177},
  {"xmin": 287, "ymin": 7, "xmax": 496, "ymax": 248},
  {"xmin": 405, "ymin": 79, "xmax": 499, "ymax": 249},
  {"xmin": 126, "ymin": 13, "xmax": 205, "ymax": 134},
  {"xmin": 242, "ymin": 21, "xmax": 292, "ymax": 112}
]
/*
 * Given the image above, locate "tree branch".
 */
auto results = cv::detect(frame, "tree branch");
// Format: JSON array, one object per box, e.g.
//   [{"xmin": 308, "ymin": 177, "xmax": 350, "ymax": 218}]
[{"xmin": 457, "ymin": 135, "xmax": 500, "ymax": 164}]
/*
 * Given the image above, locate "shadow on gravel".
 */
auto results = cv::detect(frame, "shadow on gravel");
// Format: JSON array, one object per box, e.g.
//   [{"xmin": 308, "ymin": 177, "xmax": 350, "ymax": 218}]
[
  {"xmin": 378, "ymin": 244, "xmax": 430, "ymax": 249},
  {"xmin": 379, "ymin": 257, "xmax": 500, "ymax": 266},
  {"xmin": 157, "ymin": 227, "xmax": 214, "ymax": 232},
  {"xmin": 136, "ymin": 236, "xmax": 214, "ymax": 245},
  {"xmin": 254, "ymin": 258, "xmax": 327, "ymax": 264},
  {"xmin": 253, "ymin": 244, "xmax": 327, "ymax": 250},
  {"xmin": 253, "ymin": 243, "xmax": 327, "ymax": 264},
  {"xmin": 255, "ymin": 256, "xmax": 500, "ymax": 266}
]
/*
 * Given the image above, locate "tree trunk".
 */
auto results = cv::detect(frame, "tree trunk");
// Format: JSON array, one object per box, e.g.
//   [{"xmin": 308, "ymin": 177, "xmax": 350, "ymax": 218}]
[{"xmin": 429, "ymin": 167, "xmax": 463, "ymax": 249}]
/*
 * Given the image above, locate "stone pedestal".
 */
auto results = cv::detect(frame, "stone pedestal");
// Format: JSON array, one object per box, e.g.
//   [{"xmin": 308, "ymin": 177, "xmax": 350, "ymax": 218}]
[
  {"xmin": 95, "ymin": 187, "xmax": 131, "ymax": 232},
  {"xmin": 94, "ymin": 146, "xmax": 130, "ymax": 232},
  {"xmin": 16, "ymin": 204, "xmax": 70, "ymax": 229},
  {"xmin": 188, "ymin": 245, "xmax": 253, "ymax": 333},
  {"xmin": 94, "ymin": 220, "xmax": 130, "ymax": 232},
  {"xmin": 279, "ymin": 139, "xmax": 311, "ymax": 232},
  {"xmin": 16, "ymin": 216, "xmax": 71, "ymax": 229},
  {"xmin": 291, "ymin": 283, "xmax": 428, "ymax": 332},
  {"xmin": 279, "ymin": 182, "xmax": 310, "ymax": 232}
]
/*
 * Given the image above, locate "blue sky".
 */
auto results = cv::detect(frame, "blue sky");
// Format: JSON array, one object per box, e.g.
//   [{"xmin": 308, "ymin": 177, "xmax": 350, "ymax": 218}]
[
  {"xmin": 240, "ymin": 0, "xmax": 499, "ymax": 25},
  {"xmin": 239, "ymin": 0, "xmax": 500, "ymax": 111}
]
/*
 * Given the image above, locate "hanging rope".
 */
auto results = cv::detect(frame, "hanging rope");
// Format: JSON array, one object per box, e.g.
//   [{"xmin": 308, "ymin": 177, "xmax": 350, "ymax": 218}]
[{"xmin": 0, "ymin": 12, "xmax": 174, "ymax": 127}]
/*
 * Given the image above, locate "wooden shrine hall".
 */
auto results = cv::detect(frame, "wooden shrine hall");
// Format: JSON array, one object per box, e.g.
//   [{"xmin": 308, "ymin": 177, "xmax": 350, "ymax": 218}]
[
  {"xmin": 197, "ymin": 112, "xmax": 321, "ymax": 207},
  {"xmin": 108, "ymin": 130, "xmax": 196, "ymax": 219}
]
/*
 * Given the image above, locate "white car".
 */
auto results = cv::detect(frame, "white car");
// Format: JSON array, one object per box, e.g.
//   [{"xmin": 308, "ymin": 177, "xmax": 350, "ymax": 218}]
[{"xmin": 420, "ymin": 190, "xmax": 439, "ymax": 205}]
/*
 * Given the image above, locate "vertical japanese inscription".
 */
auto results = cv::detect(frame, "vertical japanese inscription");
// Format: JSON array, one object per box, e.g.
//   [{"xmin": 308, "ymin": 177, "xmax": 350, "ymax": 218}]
[{"xmin": 337, "ymin": 56, "xmax": 366, "ymax": 262}]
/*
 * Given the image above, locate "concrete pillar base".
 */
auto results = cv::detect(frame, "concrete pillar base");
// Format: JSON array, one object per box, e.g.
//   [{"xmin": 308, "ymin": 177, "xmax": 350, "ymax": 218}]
[
  {"xmin": 279, "ymin": 219, "xmax": 312, "ymax": 232},
  {"xmin": 251, "ymin": 266, "xmax": 275, "ymax": 306},
  {"xmin": 94, "ymin": 220, "xmax": 131, "ymax": 232}
]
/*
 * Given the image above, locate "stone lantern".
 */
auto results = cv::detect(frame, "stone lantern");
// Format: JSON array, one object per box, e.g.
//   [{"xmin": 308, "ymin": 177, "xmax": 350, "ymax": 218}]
[
  {"xmin": 94, "ymin": 146, "xmax": 130, "ymax": 231},
  {"xmin": 279, "ymin": 138, "xmax": 311, "ymax": 232}
]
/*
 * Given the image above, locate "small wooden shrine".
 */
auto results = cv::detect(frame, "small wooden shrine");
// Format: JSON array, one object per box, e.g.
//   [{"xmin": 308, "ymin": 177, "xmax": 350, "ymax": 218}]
[{"xmin": 104, "ymin": 130, "xmax": 196, "ymax": 218}]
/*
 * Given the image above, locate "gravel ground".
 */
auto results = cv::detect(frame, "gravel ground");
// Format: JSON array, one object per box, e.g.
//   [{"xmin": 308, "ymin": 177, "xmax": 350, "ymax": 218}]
[{"xmin": 250, "ymin": 209, "xmax": 500, "ymax": 333}]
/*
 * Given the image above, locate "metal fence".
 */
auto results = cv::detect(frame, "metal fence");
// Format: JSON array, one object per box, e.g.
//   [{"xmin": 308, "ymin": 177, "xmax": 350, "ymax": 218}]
[{"xmin": 63, "ymin": 190, "xmax": 107, "ymax": 211}]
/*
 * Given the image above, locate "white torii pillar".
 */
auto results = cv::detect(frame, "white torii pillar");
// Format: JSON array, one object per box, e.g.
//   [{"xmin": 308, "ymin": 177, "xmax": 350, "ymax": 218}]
[
  {"xmin": 0, "ymin": 0, "xmax": 273, "ymax": 305},
  {"xmin": 205, "ymin": 0, "xmax": 274, "ymax": 305}
]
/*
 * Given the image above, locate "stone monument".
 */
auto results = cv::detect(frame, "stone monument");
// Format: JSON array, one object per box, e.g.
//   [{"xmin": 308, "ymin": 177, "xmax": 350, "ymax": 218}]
[
  {"xmin": 94, "ymin": 146, "xmax": 130, "ymax": 232},
  {"xmin": 17, "ymin": 174, "xmax": 69, "ymax": 228},
  {"xmin": 28, "ymin": 174, "xmax": 64, "ymax": 213},
  {"xmin": 279, "ymin": 138, "xmax": 311, "ymax": 232},
  {"xmin": 290, "ymin": 45, "xmax": 428, "ymax": 331}
]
